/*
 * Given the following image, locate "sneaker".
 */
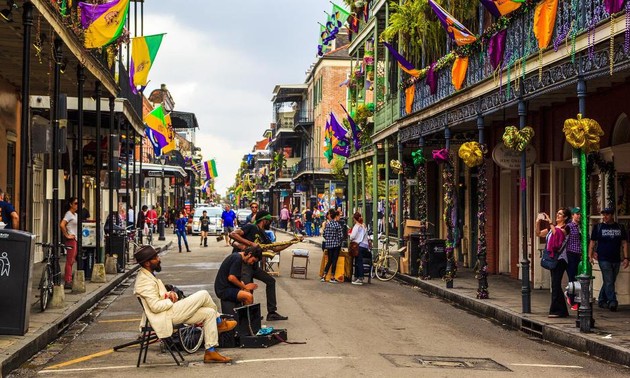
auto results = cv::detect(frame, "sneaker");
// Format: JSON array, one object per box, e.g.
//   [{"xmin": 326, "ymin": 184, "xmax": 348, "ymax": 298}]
[
  {"xmin": 64, "ymin": 282, "xmax": 73, "ymax": 290},
  {"xmin": 320, "ymin": 277, "xmax": 326, "ymax": 282},
  {"xmin": 571, "ymin": 304, "xmax": 579, "ymax": 311},
  {"xmin": 266, "ymin": 312, "xmax": 288, "ymax": 321},
  {"xmin": 352, "ymin": 279, "xmax": 363, "ymax": 286},
  {"xmin": 329, "ymin": 278, "xmax": 338, "ymax": 284},
  {"xmin": 609, "ymin": 301, "xmax": 618, "ymax": 312}
]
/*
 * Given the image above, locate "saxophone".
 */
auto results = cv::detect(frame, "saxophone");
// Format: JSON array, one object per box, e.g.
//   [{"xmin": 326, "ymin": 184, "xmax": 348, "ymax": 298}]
[{"xmin": 258, "ymin": 236, "xmax": 303, "ymax": 250}]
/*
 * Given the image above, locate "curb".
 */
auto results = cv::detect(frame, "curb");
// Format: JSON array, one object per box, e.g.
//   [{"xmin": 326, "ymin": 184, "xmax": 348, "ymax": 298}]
[
  {"xmin": 1, "ymin": 239, "xmax": 172, "ymax": 376},
  {"xmin": 395, "ymin": 274, "xmax": 630, "ymax": 367}
]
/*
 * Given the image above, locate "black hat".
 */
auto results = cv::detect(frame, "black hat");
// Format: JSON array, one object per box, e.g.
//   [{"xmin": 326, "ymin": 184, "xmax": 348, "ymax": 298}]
[
  {"xmin": 255, "ymin": 210, "xmax": 272, "ymax": 224},
  {"xmin": 601, "ymin": 207, "xmax": 614, "ymax": 214},
  {"xmin": 134, "ymin": 245, "xmax": 158, "ymax": 265}
]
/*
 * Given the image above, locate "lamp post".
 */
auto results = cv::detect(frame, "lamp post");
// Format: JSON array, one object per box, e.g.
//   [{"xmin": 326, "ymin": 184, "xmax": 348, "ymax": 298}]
[{"xmin": 158, "ymin": 156, "xmax": 166, "ymax": 241}]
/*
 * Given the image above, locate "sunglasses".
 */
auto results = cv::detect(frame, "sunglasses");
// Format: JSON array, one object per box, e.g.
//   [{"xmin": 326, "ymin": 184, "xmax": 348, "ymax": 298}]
[
  {"xmin": 251, "ymin": 206, "xmax": 258, "ymax": 209},
  {"xmin": 72, "ymin": 202, "xmax": 78, "ymax": 205}
]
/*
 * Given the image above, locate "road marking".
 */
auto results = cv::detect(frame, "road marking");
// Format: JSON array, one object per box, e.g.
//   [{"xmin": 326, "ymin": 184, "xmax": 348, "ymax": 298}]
[
  {"xmin": 510, "ymin": 363, "xmax": 583, "ymax": 369},
  {"xmin": 234, "ymin": 356, "xmax": 346, "ymax": 364},
  {"xmin": 43, "ymin": 349, "xmax": 115, "ymax": 370},
  {"xmin": 98, "ymin": 318, "xmax": 142, "ymax": 323}
]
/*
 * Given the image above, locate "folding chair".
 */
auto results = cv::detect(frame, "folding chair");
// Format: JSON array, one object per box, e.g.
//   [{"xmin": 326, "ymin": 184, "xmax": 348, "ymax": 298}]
[
  {"xmin": 262, "ymin": 251, "xmax": 281, "ymax": 276},
  {"xmin": 113, "ymin": 298, "xmax": 185, "ymax": 367}
]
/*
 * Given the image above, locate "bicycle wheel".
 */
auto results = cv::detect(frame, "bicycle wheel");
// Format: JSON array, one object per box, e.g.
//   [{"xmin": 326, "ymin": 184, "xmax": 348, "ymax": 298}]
[
  {"xmin": 39, "ymin": 265, "xmax": 53, "ymax": 312},
  {"xmin": 178, "ymin": 324, "xmax": 204, "ymax": 354},
  {"xmin": 375, "ymin": 255, "xmax": 399, "ymax": 281}
]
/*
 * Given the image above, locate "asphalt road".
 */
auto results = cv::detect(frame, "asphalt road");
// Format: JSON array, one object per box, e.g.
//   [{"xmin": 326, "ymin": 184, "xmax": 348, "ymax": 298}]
[{"xmin": 11, "ymin": 233, "xmax": 630, "ymax": 377}]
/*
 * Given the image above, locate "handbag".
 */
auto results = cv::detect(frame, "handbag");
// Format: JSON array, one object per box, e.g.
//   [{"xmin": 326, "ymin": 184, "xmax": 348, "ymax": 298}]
[
  {"xmin": 540, "ymin": 236, "xmax": 568, "ymax": 270},
  {"xmin": 349, "ymin": 241, "xmax": 359, "ymax": 257}
]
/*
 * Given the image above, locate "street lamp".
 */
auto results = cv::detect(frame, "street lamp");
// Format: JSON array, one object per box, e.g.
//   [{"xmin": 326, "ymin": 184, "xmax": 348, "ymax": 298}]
[
  {"xmin": 290, "ymin": 181, "xmax": 295, "ymax": 191},
  {"xmin": 158, "ymin": 156, "xmax": 166, "ymax": 241},
  {"xmin": 343, "ymin": 162, "xmax": 349, "ymax": 176}
]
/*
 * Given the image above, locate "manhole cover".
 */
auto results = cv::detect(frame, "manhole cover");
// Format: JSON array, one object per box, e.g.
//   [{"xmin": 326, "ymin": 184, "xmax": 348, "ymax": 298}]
[{"xmin": 381, "ymin": 354, "xmax": 511, "ymax": 372}]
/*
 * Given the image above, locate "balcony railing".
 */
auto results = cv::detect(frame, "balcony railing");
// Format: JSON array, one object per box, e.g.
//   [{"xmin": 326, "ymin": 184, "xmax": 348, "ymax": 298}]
[
  {"xmin": 294, "ymin": 110, "xmax": 313, "ymax": 126},
  {"xmin": 294, "ymin": 157, "xmax": 332, "ymax": 176},
  {"xmin": 374, "ymin": 95, "xmax": 400, "ymax": 134},
  {"xmin": 118, "ymin": 61, "xmax": 142, "ymax": 120},
  {"xmin": 400, "ymin": 0, "xmax": 607, "ymax": 118}
]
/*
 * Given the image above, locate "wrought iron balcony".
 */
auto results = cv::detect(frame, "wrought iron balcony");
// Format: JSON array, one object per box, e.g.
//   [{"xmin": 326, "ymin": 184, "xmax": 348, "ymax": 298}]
[
  {"xmin": 294, "ymin": 157, "xmax": 332, "ymax": 177},
  {"xmin": 294, "ymin": 110, "xmax": 313, "ymax": 126},
  {"xmin": 374, "ymin": 95, "xmax": 400, "ymax": 134},
  {"xmin": 400, "ymin": 0, "xmax": 608, "ymax": 118},
  {"xmin": 118, "ymin": 60, "xmax": 142, "ymax": 121}
]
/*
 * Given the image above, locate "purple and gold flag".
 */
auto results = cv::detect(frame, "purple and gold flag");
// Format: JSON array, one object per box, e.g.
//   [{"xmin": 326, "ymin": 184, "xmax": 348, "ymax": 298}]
[
  {"xmin": 340, "ymin": 104, "xmax": 362, "ymax": 151},
  {"xmin": 428, "ymin": 0, "xmax": 477, "ymax": 46},
  {"xmin": 383, "ymin": 42, "xmax": 422, "ymax": 77},
  {"xmin": 479, "ymin": 0, "xmax": 522, "ymax": 18},
  {"xmin": 78, "ymin": 0, "xmax": 130, "ymax": 48}
]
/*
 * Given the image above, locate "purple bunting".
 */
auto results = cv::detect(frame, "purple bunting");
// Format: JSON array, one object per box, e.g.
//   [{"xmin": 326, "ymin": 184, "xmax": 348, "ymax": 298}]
[
  {"xmin": 605, "ymin": 0, "xmax": 625, "ymax": 13},
  {"xmin": 488, "ymin": 29, "xmax": 507, "ymax": 70},
  {"xmin": 426, "ymin": 62, "xmax": 437, "ymax": 95},
  {"xmin": 479, "ymin": 0, "xmax": 502, "ymax": 18},
  {"xmin": 340, "ymin": 104, "xmax": 362, "ymax": 151}
]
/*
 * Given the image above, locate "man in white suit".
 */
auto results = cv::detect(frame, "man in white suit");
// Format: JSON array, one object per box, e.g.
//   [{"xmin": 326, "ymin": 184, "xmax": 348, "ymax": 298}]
[{"xmin": 133, "ymin": 245, "xmax": 236, "ymax": 363}]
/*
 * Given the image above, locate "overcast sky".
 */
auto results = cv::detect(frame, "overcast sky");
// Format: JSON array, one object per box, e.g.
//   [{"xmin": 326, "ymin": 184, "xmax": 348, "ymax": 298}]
[{"xmin": 143, "ymin": 0, "xmax": 337, "ymax": 196}]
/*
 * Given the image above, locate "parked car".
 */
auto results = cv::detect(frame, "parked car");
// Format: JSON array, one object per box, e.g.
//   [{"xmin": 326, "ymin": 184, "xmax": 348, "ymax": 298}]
[
  {"xmin": 236, "ymin": 209, "xmax": 252, "ymax": 227},
  {"xmin": 191, "ymin": 206, "xmax": 223, "ymax": 235}
]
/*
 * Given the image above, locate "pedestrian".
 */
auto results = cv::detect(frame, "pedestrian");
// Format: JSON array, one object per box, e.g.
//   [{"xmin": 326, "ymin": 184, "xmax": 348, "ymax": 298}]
[
  {"xmin": 214, "ymin": 245, "xmax": 263, "ymax": 307},
  {"xmin": 133, "ymin": 245, "xmax": 236, "ymax": 363},
  {"xmin": 146, "ymin": 206, "xmax": 158, "ymax": 233},
  {"xmin": 245, "ymin": 202, "xmax": 259, "ymax": 225},
  {"xmin": 170, "ymin": 207, "xmax": 177, "ymax": 229},
  {"xmin": 350, "ymin": 212, "xmax": 370, "ymax": 285},
  {"xmin": 175, "ymin": 210, "xmax": 191, "ymax": 253},
  {"xmin": 0, "ymin": 187, "xmax": 18, "ymax": 229},
  {"xmin": 313, "ymin": 208, "xmax": 321, "ymax": 236},
  {"xmin": 127, "ymin": 206, "xmax": 135, "ymax": 228},
  {"xmin": 81, "ymin": 200, "xmax": 90, "ymax": 221},
  {"xmin": 200, "ymin": 210, "xmax": 210, "ymax": 247},
  {"xmin": 304, "ymin": 207, "xmax": 313, "ymax": 237},
  {"xmin": 589, "ymin": 207, "xmax": 630, "ymax": 312},
  {"xmin": 60, "ymin": 197, "xmax": 79, "ymax": 290},
  {"xmin": 321, "ymin": 209, "xmax": 344, "ymax": 283},
  {"xmin": 536, "ymin": 208, "xmax": 570, "ymax": 318},
  {"xmin": 229, "ymin": 210, "xmax": 289, "ymax": 321},
  {"xmin": 221, "ymin": 204, "xmax": 237, "ymax": 247},
  {"xmin": 279, "ymin": 204, "xmax": 290, "ymax": 231},
  {"xmin": 564, "ymin": 207, "xmax": 583, "ymax": 310}
]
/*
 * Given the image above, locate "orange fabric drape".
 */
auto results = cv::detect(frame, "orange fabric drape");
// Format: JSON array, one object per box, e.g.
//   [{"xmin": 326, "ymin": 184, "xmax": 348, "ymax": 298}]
[
  {"xmin": 451, "ymin": 56, "xmax": 469, "ymax": 91},
  {"xmin": 533, "ymin": 0, "xmax": 559, "ymax": 49},
  {"xmin": 405, "ymin": 85, "xmax": 415, "ymax": 114}
]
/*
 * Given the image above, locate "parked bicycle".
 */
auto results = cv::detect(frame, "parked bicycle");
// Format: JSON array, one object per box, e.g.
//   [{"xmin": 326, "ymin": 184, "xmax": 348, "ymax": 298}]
[
  {"xmin": 36, "ymin": 242, "xmax": 71, "ymax": 312},
  {"xmin": 374, "ymin": 235, "xmax": 399, "ymax": 281}
]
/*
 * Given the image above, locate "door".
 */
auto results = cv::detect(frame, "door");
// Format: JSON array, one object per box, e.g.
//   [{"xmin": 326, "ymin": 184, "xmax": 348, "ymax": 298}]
[{"xmin": 533, "ymin": 164, "xmax": 550, "ymax": 289}]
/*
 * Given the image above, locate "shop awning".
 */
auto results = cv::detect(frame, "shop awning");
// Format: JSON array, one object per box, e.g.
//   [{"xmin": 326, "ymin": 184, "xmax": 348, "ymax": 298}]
[{"xmin": 129, "ymin": 163, "xmax": 187, "ymax": 178}]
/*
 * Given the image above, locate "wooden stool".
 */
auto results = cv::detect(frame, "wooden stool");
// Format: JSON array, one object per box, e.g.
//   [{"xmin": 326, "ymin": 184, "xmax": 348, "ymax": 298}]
[{"xmin": 291, "ymin": 249, "xmax": 309, "ymax": 279}]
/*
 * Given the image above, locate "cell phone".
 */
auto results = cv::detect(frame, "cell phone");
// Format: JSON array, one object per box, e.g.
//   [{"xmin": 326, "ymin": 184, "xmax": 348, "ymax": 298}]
[{"xmin": 537, "ymin": 213, "xmax": 545, "ymax": 221}]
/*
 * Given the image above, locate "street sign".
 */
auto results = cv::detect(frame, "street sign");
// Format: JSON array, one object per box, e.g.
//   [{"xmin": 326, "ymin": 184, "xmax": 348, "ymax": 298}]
[
  {"xmin": 492, "ymin": 143, "xmax": 536, "ymax": 170},
  {"xmin": 147, "ymin": 171, "xmax": 162, "ymax": 177}
]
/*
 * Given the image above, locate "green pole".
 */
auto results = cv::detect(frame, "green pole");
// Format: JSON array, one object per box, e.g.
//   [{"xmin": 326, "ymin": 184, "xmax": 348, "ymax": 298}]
[
  {"xmin": 578, "ymin": 149, "xmax": 591, "ymax": 276},
  {"xmin": 373, "ymin": 148, "xmax": 379, "ymax": 252}
]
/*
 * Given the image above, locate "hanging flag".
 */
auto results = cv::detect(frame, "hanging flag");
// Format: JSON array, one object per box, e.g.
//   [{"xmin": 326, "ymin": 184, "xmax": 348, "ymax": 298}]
[
  {"xmin": 161, "ymin": 113, "xmax": 176, "ymax": 154},
  {"xmin": 340, "ymin": 104, "xmax": 362, "ymax": 151},
  {"xmin": 451, "ymin": 56, "xmax": 469, "ymax": 90},
  {"xmin": 130, "ymin": 33, "xmax": 165, "ymax": 93},
  {"xmin": 488, "ymin": 29, "xmax": 507, "ymax": 70},
  {"xmin": 204, "ymin": 160, "xmax": 218, "ymax": 179},
  {"xmin": 323, "ymin": 119, "xmax": 334, "ymax": 163},
  {"xmin": 78, "ymin": 0, "xmax": 130, "ymax": 48},
  {"xmin": 383, "ymin": 42, "xmax": 422, "ymax": 77},
  {"xmin": 479, "ymin": 0, "xmax": 522, "ymax": 18},
  {"xmin": 604, "ymin": 0, "xmax": 625, "ymax": 14},
  {"xmin": 144, "ymin": 105, "xmax": 169, "ymax": 156},
  {"xmin": 426, "ymin": 62, "xmax": 438, "ymax": 95},
  {"xmin": 331, "ymin": 2, "xmax": 350, "ymax": 26},
  {"xmin": 329, "ymin": 113, "xmax": 350, "ymax": 158},
  {"xmin": 533, "ymin": 0, "xmax": 559, "ymax": 49},
  {"xmin": 428, "ymin": 0, "xmax": 477, "ymax": 46},
  {"xmin": 329, "ymin": 112, "xmax": 349, "ymax": 142}
]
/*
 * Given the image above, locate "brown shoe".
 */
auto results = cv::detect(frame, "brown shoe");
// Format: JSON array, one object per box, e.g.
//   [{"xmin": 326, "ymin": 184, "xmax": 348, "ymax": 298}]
[
  {"xmin": 203, "ymin": 350, "xmax": 232, "ymax": 363},
  {"xmin": 217, "ymin": 319, "xmax": 237, "ymax": 334}
]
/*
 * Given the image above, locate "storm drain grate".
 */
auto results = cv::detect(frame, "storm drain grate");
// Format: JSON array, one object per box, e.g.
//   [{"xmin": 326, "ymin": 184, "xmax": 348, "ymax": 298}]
[{"xmin": 381, "ymin": 354, "xmax": 511, "ymax": 372}]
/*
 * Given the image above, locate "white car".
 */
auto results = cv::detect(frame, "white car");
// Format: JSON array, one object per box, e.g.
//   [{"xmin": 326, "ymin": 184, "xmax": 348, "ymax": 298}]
[{"xmin": 192, "ymin": 206, "xmax": 223, "ymax": 235}]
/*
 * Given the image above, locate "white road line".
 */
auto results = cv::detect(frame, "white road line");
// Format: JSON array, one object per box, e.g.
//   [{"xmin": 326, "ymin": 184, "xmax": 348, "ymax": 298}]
[
  {"xmin": 233, "ymin": 356, "xmax": 346, "ymax": 364},
  {"xmin": 510, "ymin": 363, "xmax": 583, "ymax": 369}
]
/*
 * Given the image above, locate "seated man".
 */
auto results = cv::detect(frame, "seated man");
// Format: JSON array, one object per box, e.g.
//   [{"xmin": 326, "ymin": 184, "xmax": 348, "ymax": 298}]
[
  {"xmin": 133, "ymin": 245, "xmax": 236, "ymax": 364},
  {"xmin": 215, "ymin": 246, "xmax": 263, "ymax": 307}
]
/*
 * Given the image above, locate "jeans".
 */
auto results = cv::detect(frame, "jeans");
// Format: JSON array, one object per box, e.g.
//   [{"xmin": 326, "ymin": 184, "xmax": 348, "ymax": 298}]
[
  {"xmin": 241, "ymin": 263, "xmax": 277, "ymax": 313},
  {"xmin": 64, "ymin": 238, "xmax": 78, "ymax": 283},
  {"xmin": 314, "ymin": 223, "xmax": 320, "ymax": 236},
  {"xmin": 598, "ymin": 260, "xmax": 621, "ymax": 306},
  {"xmin": 305, "ymin": 221, "xmax": 312, "ymax": 236},
  {"xmin": 280, "ymin": 219, "xmax": 288, "ymax": 231},
  {"xmin": 323, "ymin": 246, "xmax": 341, "ymax": 277},
  {"xmin": 176, "ymin": 230, "xmax": 189, "ymax": 251},
  {"xmin": 550, "ymin": 258, "xmax": 569, "ymax": 317},
  {"xmin": 353, "ymin": 246, "xmax": 371, "ymax": 279}
]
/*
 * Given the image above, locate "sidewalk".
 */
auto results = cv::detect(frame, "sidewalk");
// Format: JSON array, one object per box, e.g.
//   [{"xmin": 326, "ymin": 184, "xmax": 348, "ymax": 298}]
[
  {"xmin": 0, "ymin": 234, "xmax": 175, "ymax": 376},
  {"xmin": 276, "ymin": 228, "xmax": 630, "ymax": 367}
]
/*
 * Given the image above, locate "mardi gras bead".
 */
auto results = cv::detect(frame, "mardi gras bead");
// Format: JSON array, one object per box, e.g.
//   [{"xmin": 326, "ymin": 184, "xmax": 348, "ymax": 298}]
[
  {"xmin": 502, "ymin": 125, "xmax": 535, "ymax": 152},
  {"xmin": 563, "ymin": 114, "xmax": 604, "ymax": 153},
  {"xmin": 432, "ymin": 148, "xmax": 450, "ymax": 163},
  {"xmin": 389, "ymin": 160, "xmax": 403, "ymax": 174},
  {"xmin": 411, "ymin": 149, "xmax": 426, "ymax": 166},
  {"xmin": 458, "ymin": 141, "xmax": 484, "ymax": 167}
]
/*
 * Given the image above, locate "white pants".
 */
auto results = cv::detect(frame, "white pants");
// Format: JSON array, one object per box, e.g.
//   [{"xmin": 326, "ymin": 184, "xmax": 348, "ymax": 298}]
[{"xmin": 170, "ymin": 290, "xmax": 219, "ymax": 349}]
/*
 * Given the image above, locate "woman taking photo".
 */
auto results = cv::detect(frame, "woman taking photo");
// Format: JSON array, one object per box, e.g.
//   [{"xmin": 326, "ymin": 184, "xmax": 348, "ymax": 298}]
[
  {"xmin": 536, "ymin": 207, "xmax": 571, "ymax": 318},
  {"xmin": 349, "ymin": 212, "xmax": 370, "ymax": 285}
]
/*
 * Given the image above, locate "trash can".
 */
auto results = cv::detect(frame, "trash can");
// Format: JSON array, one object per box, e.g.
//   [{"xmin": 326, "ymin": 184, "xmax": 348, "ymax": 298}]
[
  {"xmin": 0, "ymin": 229, "xmax": 35, "ymax": 335},
  {"xmin": 106, "ymin": 232, "xmax": 126, "ymax": 271},
  {"xmin": 426, "ymin": 239, "xmax": 447, "ymax": 279},
  {"xmin": 409, "ymin": 233, "xmax": 422, "ymax": 276}
]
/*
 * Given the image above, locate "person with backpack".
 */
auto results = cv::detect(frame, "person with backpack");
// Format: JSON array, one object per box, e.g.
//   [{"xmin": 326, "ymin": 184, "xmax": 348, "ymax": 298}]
[
  {"xmin": 536, "ymin": 208, "xmax": 570, "ymax": 318},
  {"xmin": 589, "ymin": 207, "xmax": 630, "ymax": 312}
]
